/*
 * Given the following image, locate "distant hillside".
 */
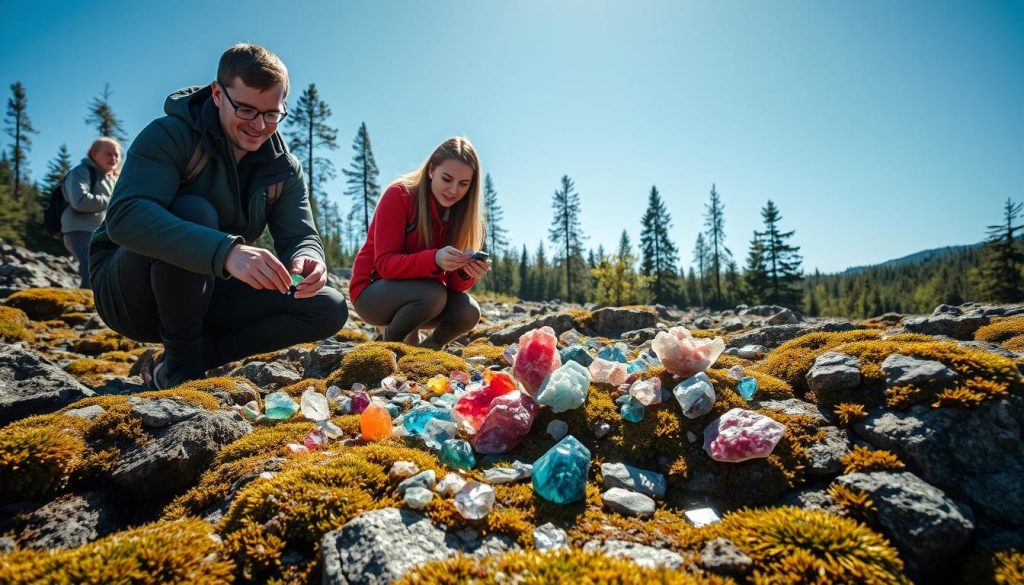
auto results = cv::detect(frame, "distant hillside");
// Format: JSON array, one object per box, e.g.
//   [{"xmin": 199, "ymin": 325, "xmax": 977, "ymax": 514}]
[
  {"xmin": 839, "ymin": 243, "xmax": 982, "ymax": 276},
  {"xmin": 804, "ymin": 243, "xmax": 986, "ymax": 319}
]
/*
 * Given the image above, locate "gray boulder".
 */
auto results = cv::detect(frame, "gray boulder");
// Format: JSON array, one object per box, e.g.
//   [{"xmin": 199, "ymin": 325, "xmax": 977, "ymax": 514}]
[
  {"xmin": 7, "ymin": 491, "xmax": 120, "ymax": 550},
  {"xmin": 904, "ymin": 308, "xmax": 988, "ymax": 340},
  {"xmin": 229, "ymin": 360, "xmax": 303, "ymax": 389},
  {"xmin": 881, "ymin": 353, "xmax": 961, "ymax": 389},
  {"xmin": 767, "ymin": 308, "xmax": 801, "ymax": 325},
  {"xmin": 700, "ymin": 537, "xmax": 753, "ymax": 578},
  {"xmin": 111, "ymin": 410, "xmax": 250, "ymax": 495},
  {"xmin": 601, "ymin": 488, "xmax": 656, "ymax": 518},
  {"xmin": 805, "ymin": 351, "xmax": 862, "ymax": 398},
  {"xmin": 486, "ymin": 312, "xmax": 576, "ymax": 345},
  {"xmin": 581, "ymin": 539, "xmax": 684, "ymax": 569},
  {"xmin": 854, "ymin": 396, "xmax": 1024, "ymax": 526},
  {"xmin": 0, "ymin": 345, "xmax": 94, "ymax": 426},
  {"xmin": 302, "ymin": 340, "xmax": 359, "ymax": 378},
  {"xmin": 587, "ymin": 307, "xmax": 657, "ymax": 338},
  {"xmin": 739, "ymin": 304, "xmax": 789, "ymax": 317},
  {"xmin": 129, "ymin": 397, "xmax": 199, "ymax": 428},
  {"xmin": 726, "ymin": 320, "xmax": 859, "ymax": 350},
  {"xmin": 321, "ymin": 508, "xmax": 518, "ymax": 585},
  {"xmin": 834, "ymin": 471, "xmax": 974, "ymax": 578},
  {"xmin": 0, "ymin": 243, "xmax": 80, "ymax": 296},
  {"xmin": 805, "ymin": 426, "xmax": 852, "ymax": 475},
  {"xmin": 600, "ymin": 462, "xmax": 667, "ymax": 499}
]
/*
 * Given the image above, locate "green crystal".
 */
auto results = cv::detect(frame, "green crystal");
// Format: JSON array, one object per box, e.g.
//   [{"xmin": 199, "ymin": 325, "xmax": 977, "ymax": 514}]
[{"xmin": 264, "ymin": 391, "xmax": 299, "ymax": 420}]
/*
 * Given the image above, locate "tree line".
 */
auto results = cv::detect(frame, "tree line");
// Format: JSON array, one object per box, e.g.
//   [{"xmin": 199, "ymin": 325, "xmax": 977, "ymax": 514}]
[{"xmin": 2, "ymin": 80, "xmax": 1021, "ymax": 317}]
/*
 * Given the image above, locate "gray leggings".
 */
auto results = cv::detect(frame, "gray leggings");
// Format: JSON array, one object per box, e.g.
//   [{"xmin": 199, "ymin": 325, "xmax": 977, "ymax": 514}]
[
  {"xmin": 64, "ymin": 231, "xmax": 92, "ymax": 289},
  {"xmin": 353, "ymin": 279, "xmax": 480, "ymax": 347}
]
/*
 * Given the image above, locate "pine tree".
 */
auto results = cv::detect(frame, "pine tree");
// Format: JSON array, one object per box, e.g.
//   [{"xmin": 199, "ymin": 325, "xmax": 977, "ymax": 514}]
[
  {"xmin": 592, "ymin": 230, "xmax": 652, "ymax": 306},
  {"xmin": 638, "ymin": 185, "xmax": 680, "ymax": 304},
  {"xmin": 723, "ymin": 259, "xmax": 741, "ymax": 307},
  {"xmin": 518, "ymin": 244, "xmax": 531, "ymax": 300},
  {"xmin": 979, "ymin": 198, "xmax": 1024, "ymax": 302},
  {"xmin": 685, "ymin": 267, "xmax": 700, "ymax": 308},
  {"xmin": 285, "ymin": 83, "xmax": 338, "ymax": 226},
  {"xmin": 85, "ymin": 83, "xmax": 128, "ymax": 143},
  {"xmin": 744, "ymin": 228, "xmax": 769, "ymax": 305},
  {"xmin": 533, "ymin": 241, "xmax": 550, "ymax": 302},
  {"xmin": 483, "ymin": 173, "xmax": 507, "ymax": 254},
  {"xmin": 5, "ymin": 82, "xmax": 38, "ymax": 201},
  {"xmin": 693, "ymin": 233, "xmax": 710, "ymax": 308},
  {"xmin": 44, "ymin": 144, "xmax": 73, "ymax": 192},
  {"xmin": 342, "ymin": 122, "xmax": 380, "ymax": 234},
  {"xmin": 702, "ymin": 183, "xmax": 732, "ymax": 307},
  {"xmin": 548, "ymin": 175, "xmax": 585, "ymax": 302},
  {"xmin": 759, "ymin": 200, "xmax": 803, "ymax": 307}
]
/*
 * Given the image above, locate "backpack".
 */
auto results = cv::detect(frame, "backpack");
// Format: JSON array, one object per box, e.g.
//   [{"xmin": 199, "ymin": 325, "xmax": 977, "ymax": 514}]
[
  {"xmin": 182, "ymin": 139, "xmax": 284, "ymax": 205},
  {"xmin": 42, "ymin": 165, "xmax": 98, "ymax": 239}
]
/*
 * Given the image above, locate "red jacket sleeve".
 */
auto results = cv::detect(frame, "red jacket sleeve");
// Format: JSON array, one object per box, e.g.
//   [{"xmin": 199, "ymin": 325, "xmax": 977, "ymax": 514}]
[
  {"xmin": 446, "ymin": 268, "xmax": 478, "ymax": 292},
  {"xmin": 373, "ymin": 186, "xmax": 443, "ymax": 279}
]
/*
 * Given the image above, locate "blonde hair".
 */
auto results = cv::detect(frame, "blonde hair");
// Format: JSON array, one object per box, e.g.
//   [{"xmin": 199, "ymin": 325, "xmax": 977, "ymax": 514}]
[
  {"xmin": 88, "ymin": 137, "xmax": 122, "ymax": 177},
  {"xmin": 217, "ymin": 43, "xmax": 290, "ymax": 97},
  {"xmin": 395, "ymin": 136, "xmax": 484, "ymax": 251}
]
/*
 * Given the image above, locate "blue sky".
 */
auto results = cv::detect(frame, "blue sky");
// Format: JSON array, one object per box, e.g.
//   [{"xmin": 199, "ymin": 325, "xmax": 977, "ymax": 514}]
[{"xmin": 1, "ymin": 0, "xmax": 1022, "ymax": 273}]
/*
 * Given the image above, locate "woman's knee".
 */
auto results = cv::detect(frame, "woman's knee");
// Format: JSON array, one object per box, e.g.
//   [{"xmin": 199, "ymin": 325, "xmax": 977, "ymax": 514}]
[
  {"xmin": 169, "ymin": 195, "xmax": 218, "ymax": 229},
  {"xmin": 449, "ymin": 293, "xmax": 482, "ymax": 331}
]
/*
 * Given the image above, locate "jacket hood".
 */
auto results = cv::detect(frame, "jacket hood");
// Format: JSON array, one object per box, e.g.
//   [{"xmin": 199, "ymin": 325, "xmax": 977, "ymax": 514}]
[{"xmin": 163, "ymin": 85, "xmax": 210, "ymax": 131}]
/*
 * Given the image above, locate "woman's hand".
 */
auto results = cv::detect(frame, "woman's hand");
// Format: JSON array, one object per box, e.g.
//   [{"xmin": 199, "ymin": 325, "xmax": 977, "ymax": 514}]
[
  {"xmin": 461, "ymin": 258, "xmax": 491, "ymax": 279},
  {"xmin": 435, "ymin": 246, "xmax": 471, "ymax": 271}
]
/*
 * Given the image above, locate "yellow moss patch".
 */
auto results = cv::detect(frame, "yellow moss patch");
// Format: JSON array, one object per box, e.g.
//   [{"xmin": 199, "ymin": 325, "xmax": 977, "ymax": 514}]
[
  {"xmin": 4, "ymin": 287, "xmax": 94, "ymax": 320},
  {"xmin": 163, "ymin": 452, "xmax": 280, "ymax": 521},
  {"xmin": 397, "ymin": 347, "xmax": 471, "ymax": 380},
  {"xmin": 760, "ymin": 329, "xmax": 882, "ymax": 391},
  {"xmin": 1004, "ymin": 335, "xmax": 1024, "ymax": 353},
  {"xmin": 279, "ymin": 378, "xmax": 329, "ymax": 397},
  {"xmin": 834, "ymin": 402, "xmax": 868, "ymax": 426},
  {"xmin": 995, "ymin": 549, "xmax": 1024, "ymax": 585},
  {"xmin": 168, "ymin": 376, "xmax": 260, "ymax": 407},
  {"xmin": 0, "ymin": 306, "xmax": 34, "ymax": 343},
  {"xmin": 63, "ymin": 358, "xmax": 130, "ymax": 386},
  {"xmin": 213, "ymin": 420, "xmax": 319, "ymax": 465},
  {"xmin": 69, "ymin": 329, "xmax": 138, "ymax": 355},
  {"xmin": 325, "ymin": 342, "xmax": 400, "ymax": 388},
  {"xmin": 397, "ymin": 549, "xmax": 734, "ymax": 585},
  {"xmin": 57, "ymin": 311, "xmax": 93, "ymax": 326},
  {"xmin": 840, "ymin": 446, "xmax": 905, "ymax": 474},
  {"xmin": 828, "ymin": 483, "xmax": 877, "ymax": 520},
  {"xmin": 933, "ymin": 387, "xmax": 987, "ymax": 408},
  {"xmin": 701, "ymin": 506, "xmax": 907, "ymax": 584},
  {"xmin": 462, "ymin": 339, "xmax": 505, "ymax": 362},
  {"xmin": 975, "ymin": 316, "xmax": 1024, "ymax": 344},
  {"xmin": 0, "ymin": 425, "xmax": 85, "ymax": 500},
  {"xmin": 97, "ymin": 350, "xmax": 136, "ymax": 362},
  {"xmin": 335, "ymin": 327, "xmax": 370, "ymax": 342},
  {"xmin": 0, "ymin": 518, "xmax": 234, "ymax": 584}
]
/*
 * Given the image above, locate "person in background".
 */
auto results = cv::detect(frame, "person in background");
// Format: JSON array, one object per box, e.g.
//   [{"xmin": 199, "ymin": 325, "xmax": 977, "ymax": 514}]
[
  {"xmin": 62, "ymin": 137, "xmax": 120, "ymax": 288},
  {"xmin": 349, "ymin": 136, "xmax": 490, "ymax": 348}
]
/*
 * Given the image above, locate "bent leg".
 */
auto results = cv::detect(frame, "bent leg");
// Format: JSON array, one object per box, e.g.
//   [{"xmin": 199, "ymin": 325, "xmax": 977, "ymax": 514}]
[
  {"xmin": 352, "ymin": 279, "xmax": 447, "ymax": 344},
  {"xmin": 421, "ymin": 290, "xmax": 481, "ymax": 348},
  {"xmin": 202, "ymin": 278, "xmax": 348, "ymax": 369}
]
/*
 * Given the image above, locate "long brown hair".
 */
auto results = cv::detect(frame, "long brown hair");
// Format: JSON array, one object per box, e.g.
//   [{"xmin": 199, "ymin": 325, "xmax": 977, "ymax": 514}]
[{"xmin": 395, "ymin": 136, "xmax": 484, "ymax": 251}]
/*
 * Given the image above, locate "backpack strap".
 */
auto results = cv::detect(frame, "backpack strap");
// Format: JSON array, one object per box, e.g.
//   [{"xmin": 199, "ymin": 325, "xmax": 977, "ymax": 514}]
[
  {"xmin": 182, "ymin": 138, "xmax": 210, "ymax": 184},
  {"xmin": 267, "ymin": 181, "xmax": 283, "ymax": 205}
]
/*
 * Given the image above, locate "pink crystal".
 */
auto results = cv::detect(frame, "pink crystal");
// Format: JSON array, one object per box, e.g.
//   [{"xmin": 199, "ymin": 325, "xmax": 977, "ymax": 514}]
[
  {"xmin": 452, "ymin": 371, "xmax": 517, "ymax": 432},
  {"xmin": 472, "ymin": 391, "xmax": 539, "ymax": 454},
  {"xmin": 350, "ymin": 390, "xmax": 371, "ymax": 413},
  {"xmin": 589, "ymin": 358, "xmax": 629, "ymax": 385},
  {"xmin": 450, "ymin": 370, "xmax": 471, "ymax": 385},
  {"xmin": 702, "ymin": 408, "xmax": 785, "ymax": 462},
  {"xmin": 284, "ymin": 443, "xmax": 309, "ymax": 454},
  {"xmin": 652, "ymin": 327, "xmax": 725, "ymax": 378},
  {"xmin": 304, "ymin": 429, "xmax": 326, "ymax": 451},
  {"xmin": 512, "ymin": 327, "xmax": 561, "ymax": 395},
  {"xmin": 628, "ymin": 378, "xmax": 663, "ymax": 406}
]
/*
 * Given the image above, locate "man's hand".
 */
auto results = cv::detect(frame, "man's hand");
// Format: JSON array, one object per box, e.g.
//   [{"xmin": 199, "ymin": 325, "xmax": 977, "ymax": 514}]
[
  {"xmin": 225, "ymin": 244, "xmax": 291, "ymax": 293},
  {"xmin": 435, "ymin": 246, "xmax": 471, "ymax": 272},
  {"xmin": 291, "ymin": 256, "xmax": 327, "ymax": 299},
  {"xmin": 461, "ymin": 258, "xmax": 491, "ymax": 279}
]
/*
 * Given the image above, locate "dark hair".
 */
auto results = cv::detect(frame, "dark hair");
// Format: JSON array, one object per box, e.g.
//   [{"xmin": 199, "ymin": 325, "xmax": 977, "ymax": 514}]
[{"xmin": 217, "ymin": 43, "xmax": 290, "ymax": 96}]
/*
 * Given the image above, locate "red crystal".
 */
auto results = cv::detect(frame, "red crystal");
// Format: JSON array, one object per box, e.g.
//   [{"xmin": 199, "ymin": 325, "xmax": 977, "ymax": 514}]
[
  {"xmin": 453, "ymin": 371, "xmax": 517, "ymax": 432},
  {"xmin": 472, "ymin": 391, "xmax": 539, "ymax": 454},
  {"xmin": 511, "ymin": 326, "xmax": 561, "ymax": 395}
]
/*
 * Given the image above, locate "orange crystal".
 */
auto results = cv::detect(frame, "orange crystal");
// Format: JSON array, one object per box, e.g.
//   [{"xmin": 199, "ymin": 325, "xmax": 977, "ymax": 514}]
[{"xmin": 360, "ymin": 401, "xmax": 393, "ymax": 440}]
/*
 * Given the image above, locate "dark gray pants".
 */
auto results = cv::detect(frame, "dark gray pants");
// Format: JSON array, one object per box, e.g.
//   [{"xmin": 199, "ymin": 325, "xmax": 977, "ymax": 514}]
[
  {"xmin": 353, "ymin": 279, "xmax": 480, "ymax": 347},
  {"xmin": 63, "ymin": 231, "xmax": 92, "ymax": 289},
  {"xmin": 91, "ymin": 195, "xmax": 348, "ymax": 375}
]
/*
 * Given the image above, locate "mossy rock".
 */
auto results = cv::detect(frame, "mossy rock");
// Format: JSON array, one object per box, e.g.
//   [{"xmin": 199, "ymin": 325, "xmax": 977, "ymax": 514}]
[
  {"xmin": 975, "ymin": 316, "xmax": 1024, "ymax": 345},
  {"xmin": 0, "ymin": 306, "xmax": 35, "ymax": 343},
  {"xmin": 0, "ymin": 518, "xmax": 234, "ymax": 584},
  {"xmin": 69, "ymin": 329, "xmax": 138, "ymax": 355},
  {"xmin": 759, "ymin": 329, "xmax": 884, "ymax": 392},
  {"xmin": 0, "ymin": 424, "xmax": 85, "ymax": 500},
  {"xmin": 462, "ymin": 339, "xmax": 505, "ymax": 362},
  {"xmin": 326, "ymin": 343, "xmax": 399, "ymax": 388},
  {"xmin": 397, "ymin": 549, "xmax": 734, "ymax": 584},
  {"xmin": 63, "ymin": 358, "xmax": 130, "ymax": 387},
  {"xmin": 397, "ymin": 347, "xmax": 471, "ymax": 380},
  {"xmin": 335, "ymin": 327, "xmax": 371, "ymax": 343},
  {"xmin": 4, "ymin": 287, "xmax": 94, "ymax": 320},
  {"xmin": 168, "ymin": 376, "xmax": 261, "ymax": 407},
  {"xmin": 58, "ymin": 311, "xmax": 93, "ymax": 327}
]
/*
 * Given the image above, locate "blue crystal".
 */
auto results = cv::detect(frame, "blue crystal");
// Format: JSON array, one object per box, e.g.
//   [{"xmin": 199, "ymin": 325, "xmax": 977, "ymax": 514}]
[
  {"xmin": 559, "ymin": 346, "xmax": 594, "ymax": 368},
  {"xmin": 385, "ymin": 403, "xmax": 402, "ymax": 418},
  {"xmin": 422, "ymin": 417, "xmax": 458, "ymax": 450},
  {"xmin": 673, "ymin": 372, "xmax": 716, "ymax": 419},
  {"xmin": 471, "ymin": 372, "xmax": 484, "ymax": 383},
  {"xmin": 597, "ymin": 345, "xmax": 627, "ymax": 363},
  {"xmin": 403, "ymin": 405, "xmax": 453, "ymax": 435},
  {"xmin": 619, "ymin": 396, "xmax": 645, "ymax": 423},
  {"xmin": 439, "ymin": 439, "xmax": 476, "ymax": 469},
  {"xmin": 264, "ymin": 391, "xmax": 299, "ymax": 420},
  {"xmin": 536, "ymin": 361, "xmax": 591, "ymax": 413},
  {"xmin": 532, "ymin": 435, "xmax": 591, "ymax": 504},
  {"xmin": 737, "ymin": 376, "xmax": 758, "ymax": 401}
]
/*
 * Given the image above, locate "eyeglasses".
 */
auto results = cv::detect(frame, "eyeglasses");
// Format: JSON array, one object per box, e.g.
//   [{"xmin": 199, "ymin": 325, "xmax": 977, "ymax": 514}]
[{"xmin": 220, "ymin": 85, "xmax": 288, "ymax": 124}]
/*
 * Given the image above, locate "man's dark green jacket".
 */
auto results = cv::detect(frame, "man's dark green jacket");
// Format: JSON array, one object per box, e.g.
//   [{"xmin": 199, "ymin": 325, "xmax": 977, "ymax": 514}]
[{"xmin": 90, "ymin": 85, "xmax": 323, "ymax": 280}]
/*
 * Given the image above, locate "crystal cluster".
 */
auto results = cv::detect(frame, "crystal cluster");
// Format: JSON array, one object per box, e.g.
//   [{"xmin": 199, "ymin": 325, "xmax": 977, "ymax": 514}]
[
  {"xmin": 652, "ymin": 327, "xmax": 725, "ymax": 377},
  {"xmin": 472, "ymin": 391, "xmax": 539, "ymax": 454},
  {"xmin": 535, "ymin": 361, "xmax": 591, "ymax": 413},
  {"xmin": 512, "ymin": 327, "xmax": 561, "ymax": 394},
  {"xmin": 702, "ymin": 408, "xmax": 785, "ymax": 462},
  {"xmin": 532, "ymin": 435, "xmax": 591, "ymax": 504},
  {"xmin": 673, "ymin": 372, "xmax": 717, "ymax": 419}
]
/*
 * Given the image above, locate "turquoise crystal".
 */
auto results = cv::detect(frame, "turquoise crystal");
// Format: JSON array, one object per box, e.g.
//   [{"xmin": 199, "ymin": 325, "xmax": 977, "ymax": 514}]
[
  {"xmin": 403, "ymin": 404, "xmax": 453, "ymax": 435},
  {"xmin": 532, "ymin": 435, "xmax": 591, "ymax": 504},
  {"xmin": 559, "ymin": 346, "xmax": 594, "ymax": 367},
  {"xmin": 619, "ymin": 396, "xmax": 645, "ymax": 423},
  {"xmin": 536, "ymin": 361, "xmax": 591, "ymax": 413},
  {"xmin": 385, "ymin": 403, "xmax": 401, "ymax": 418},
  {"xmin": 421, "ymin": 417, "xmax": 458, "ymax": 450},
  {"xmin": 597, "ymin": 345, "xmax": 627, "ymax": 363},
  {"xmin": 264, "ymin": 391, "xmax": 299, "ymax": 420},
  {"xmin": 737, "ymin": 376, "xmax": 758, "ymax": 401},
  {"xmin": 439, "ymin": 439, "xmax": 476, "ymax": 469}
]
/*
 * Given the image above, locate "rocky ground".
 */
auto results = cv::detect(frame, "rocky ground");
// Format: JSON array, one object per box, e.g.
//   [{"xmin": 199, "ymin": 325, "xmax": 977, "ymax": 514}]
[{"xmin": 1, "ymin": 241, "xmax": 1023, "ymax": 584}]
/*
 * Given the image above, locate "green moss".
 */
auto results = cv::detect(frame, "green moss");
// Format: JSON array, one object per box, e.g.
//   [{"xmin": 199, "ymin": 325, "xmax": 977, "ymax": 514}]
[
  {"xmin": 325, "ymin": 342, "xmax": 399, "ymax": 387},
  {"xmin": 760, "ymin": 329, "xmax": 883, "ymax": 392},
  {"xmin": 3, "ymin": 287, "xmax": 94, "ymax": 320},
  {"xmin": 0, "ymin": 518, "xmax": 234, "ymax": 584},
  {"xmin": 0, "ymin": 306, "xmax": 34, "ymax": 343},
  {"xmin": 397, "ymin": 549, "xmax": 734, "ymax": 584}
]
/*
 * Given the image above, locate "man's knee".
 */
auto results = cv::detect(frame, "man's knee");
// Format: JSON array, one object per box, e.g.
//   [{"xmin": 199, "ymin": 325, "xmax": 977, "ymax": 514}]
[
  {"xmin": 301, "ymin": 286, "xmax": 349, "ymax": 339},
  {"xmin": 169, "ymin": 195, "xmax": 219, "ymax": 229}
]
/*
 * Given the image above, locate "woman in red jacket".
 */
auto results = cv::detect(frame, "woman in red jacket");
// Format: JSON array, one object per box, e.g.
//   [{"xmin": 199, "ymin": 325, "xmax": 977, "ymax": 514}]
[{"xmin": 350, "ymin": 137, "xmax": 490, "ymax": 347}]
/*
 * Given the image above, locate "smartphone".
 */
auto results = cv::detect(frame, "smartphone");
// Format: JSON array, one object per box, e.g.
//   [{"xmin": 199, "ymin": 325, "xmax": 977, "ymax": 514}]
[{"xmin": 471, "ymin": 251, "xmax": 490, "ymax": 261}]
